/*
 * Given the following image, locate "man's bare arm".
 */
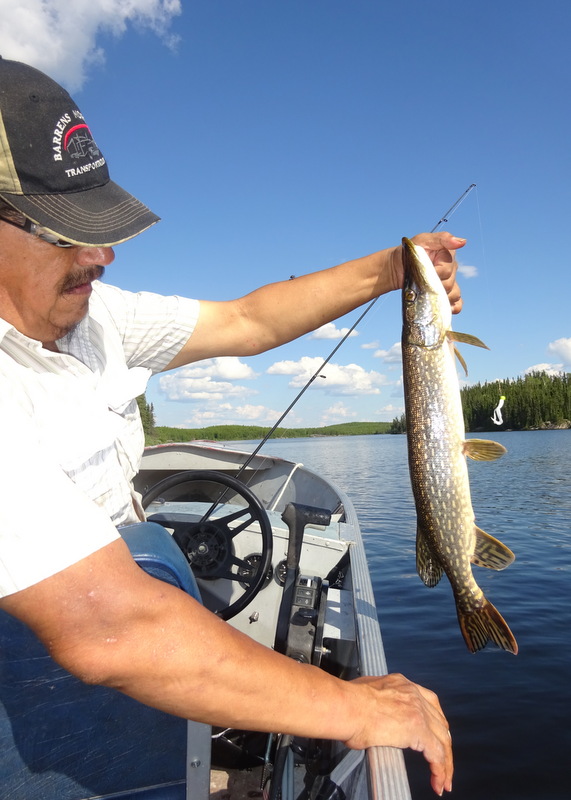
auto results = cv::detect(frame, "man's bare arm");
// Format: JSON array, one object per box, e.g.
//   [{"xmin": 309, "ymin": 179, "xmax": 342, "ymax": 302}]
[
  {"xmin": 164, "ymin": 232, "xmax": 465, "ymax": 370},
  {"xmin": 0, "ymin": 538, "xmax": 452, "ymax": 795}
]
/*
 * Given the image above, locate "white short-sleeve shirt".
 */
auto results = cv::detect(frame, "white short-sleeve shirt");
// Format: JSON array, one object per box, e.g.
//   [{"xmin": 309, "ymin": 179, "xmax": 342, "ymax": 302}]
[{"xmin": 0, "ymin": 282, "xmax": 199, "ymax": 597}]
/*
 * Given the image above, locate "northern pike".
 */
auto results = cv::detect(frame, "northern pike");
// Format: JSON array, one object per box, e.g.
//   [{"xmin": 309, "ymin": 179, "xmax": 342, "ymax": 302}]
[{"xmin": 401, "ymin": 238, "xmax": 518, "ymax": 654}]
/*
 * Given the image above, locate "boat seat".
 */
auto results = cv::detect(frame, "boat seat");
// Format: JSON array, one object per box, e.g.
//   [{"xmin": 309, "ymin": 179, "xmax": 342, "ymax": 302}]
[{"xmin": 0, "ymin": 521, "xmax": 209, "ymax": 800}]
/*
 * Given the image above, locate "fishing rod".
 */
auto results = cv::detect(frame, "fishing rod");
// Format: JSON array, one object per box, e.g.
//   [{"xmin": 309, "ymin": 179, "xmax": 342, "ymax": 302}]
[
  {"xmin": 196, "ymin": 182, "xmax": 478, "ymax": 514},
  {"xmin": 229, "ymin": 183, "xmax": 477, "ymax": 476},
  {"xmin": 431, "ymin": 183, "xmax": 476, "ymax": 232}
]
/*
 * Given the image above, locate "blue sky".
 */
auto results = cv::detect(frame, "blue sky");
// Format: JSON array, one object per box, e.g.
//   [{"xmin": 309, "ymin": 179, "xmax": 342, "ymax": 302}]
[{"xmin": 2, "ymin": 1, "xmax": 570, "ymax": 428}]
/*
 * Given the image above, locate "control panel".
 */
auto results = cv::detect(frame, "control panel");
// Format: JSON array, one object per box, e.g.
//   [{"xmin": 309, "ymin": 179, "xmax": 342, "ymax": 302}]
[
  {"xmin": 285, "ymin": 574, "xmax": 327, "ymax": 665},
  {"xmin": 293, "ymin": 575, "xmax": 320, "ymax": 609}
]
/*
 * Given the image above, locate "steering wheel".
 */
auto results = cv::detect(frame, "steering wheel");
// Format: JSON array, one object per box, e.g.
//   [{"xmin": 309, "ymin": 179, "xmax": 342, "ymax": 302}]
[{"xmin": 142, "ymin": 471, "xmax": 273, "ymax": 621}]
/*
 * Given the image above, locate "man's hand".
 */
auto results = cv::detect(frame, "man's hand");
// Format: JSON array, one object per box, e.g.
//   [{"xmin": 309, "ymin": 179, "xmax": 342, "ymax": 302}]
[
  {"xmin": 344, "ymin": 673, "xmax": 453, "ymax": 796},
  {"xmin": 387, "ymin": 231, "xmax": 466, "ymax": 314}
]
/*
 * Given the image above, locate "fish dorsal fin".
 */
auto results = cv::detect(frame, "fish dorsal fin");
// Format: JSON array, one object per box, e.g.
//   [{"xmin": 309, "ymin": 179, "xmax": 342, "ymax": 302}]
[
  {"xmin": 416, "ymin": 526, "xmax": 444, "ymax": 587},
  {"xmin": 464, "ymin": 439, "xmax": 507, "ymax": 461},
  {"xmin": 450, "ymin": 331, "xmax": 490, "ymax": 350},
  {"xmin": 471, "ymin": 527, "xmax": 515, "ymax": 570},
  {"xmin": 454, "ymin": 346, "xmax": 468, "ymax": 376}
]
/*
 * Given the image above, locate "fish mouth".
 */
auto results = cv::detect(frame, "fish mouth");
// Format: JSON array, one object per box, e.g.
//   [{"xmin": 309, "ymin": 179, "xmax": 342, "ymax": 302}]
[{"xmin": 402, "ymin": 238, "xmax": 431, "ymax": 294}]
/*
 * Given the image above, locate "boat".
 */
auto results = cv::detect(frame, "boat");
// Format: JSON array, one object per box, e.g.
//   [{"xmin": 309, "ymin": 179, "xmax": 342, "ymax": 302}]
[{"xmin": 0, "ymin": 440, "xmax": 412, "ymax": 799}]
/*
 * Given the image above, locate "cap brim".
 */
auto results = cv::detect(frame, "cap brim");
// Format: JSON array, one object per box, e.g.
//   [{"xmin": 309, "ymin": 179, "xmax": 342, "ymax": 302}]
[{"xmin": 0, "ymin": 180, "xmax": 160, "ymax": 246}]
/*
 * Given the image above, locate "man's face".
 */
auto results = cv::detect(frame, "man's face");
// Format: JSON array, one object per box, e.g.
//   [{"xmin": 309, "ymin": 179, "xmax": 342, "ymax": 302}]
[{"xmin": 0, "ymin": 220, "xmax": 115, "ymax": 344}]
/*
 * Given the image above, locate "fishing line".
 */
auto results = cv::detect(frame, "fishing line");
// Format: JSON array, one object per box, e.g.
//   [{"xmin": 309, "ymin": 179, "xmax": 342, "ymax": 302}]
[
  {"xmin": 477, "ymin": 194, "xmax": 505, "ymax": 423},
  {"xmin": 473, "ymin": 186, "xmax": 492, "ymax": 326},
  {"xmin": 201, "ymin": 183, "xmax": 478, "ymax": 510},
  {"xmin": 469, "ymin": 187, "xmax": 504, "ymax": 422},
  {"xmin": 475, "ymin": 186, "xmax": 488, "ymax": 275}
]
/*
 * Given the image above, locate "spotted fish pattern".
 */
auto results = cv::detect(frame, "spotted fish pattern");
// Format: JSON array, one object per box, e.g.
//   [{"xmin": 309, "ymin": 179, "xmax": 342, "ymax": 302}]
[{"xmin": 401, "ymin": 238, "xmax": 518, "ymax": 654}]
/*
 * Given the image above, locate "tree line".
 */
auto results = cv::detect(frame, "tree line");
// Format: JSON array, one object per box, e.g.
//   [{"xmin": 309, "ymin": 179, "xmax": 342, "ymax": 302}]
[
  {"xmin": 134, "ymin": 410, "xmax": 391, "ymax": 444},
  {"xmin": 147, "ymin": 420, "xmax": 391, "ymax": 444},
  {"xmin": 462, "ymin": 371, "xmax": 570, "ymax": 431},
  {"xmin": 389, "ymin": 371, "xmax": 571, "ymax": 433}
]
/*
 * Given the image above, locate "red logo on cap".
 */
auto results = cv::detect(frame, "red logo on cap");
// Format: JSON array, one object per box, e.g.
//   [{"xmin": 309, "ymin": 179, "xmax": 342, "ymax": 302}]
[{"xmin": 64, "ymin": 124, "xmax": 100, "ymax": 160}]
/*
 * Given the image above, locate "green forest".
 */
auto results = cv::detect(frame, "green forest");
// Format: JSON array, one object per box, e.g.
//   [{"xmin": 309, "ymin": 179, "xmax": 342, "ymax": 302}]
[
  {"xmin": 462, "ymin": 371, "xmax": 570, "ymax": 431},
  {"xmin": 138, "ymin": 371, "xmax": 570, "ymax": 444},
  {"xmin": 389, "ymin": 371, "xmax": 571, "ymax": 433}
]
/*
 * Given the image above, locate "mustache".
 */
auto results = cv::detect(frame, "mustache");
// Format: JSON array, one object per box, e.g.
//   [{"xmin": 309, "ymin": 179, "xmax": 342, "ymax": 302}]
[{"xmin": 60, "ymin": 266, "xmax": 105, "ymax": 293}]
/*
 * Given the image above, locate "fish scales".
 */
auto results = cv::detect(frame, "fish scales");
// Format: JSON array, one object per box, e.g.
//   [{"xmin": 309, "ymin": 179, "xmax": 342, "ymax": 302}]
[{"xmin": 401, "ymin": 238, "xmax": 518, "ymax": 654}]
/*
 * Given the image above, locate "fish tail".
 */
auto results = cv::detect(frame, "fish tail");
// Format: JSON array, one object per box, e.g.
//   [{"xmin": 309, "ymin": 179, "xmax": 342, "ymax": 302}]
[{"xmin": 458, "ymin": 599, "xmax": 518, "ymax": 655}]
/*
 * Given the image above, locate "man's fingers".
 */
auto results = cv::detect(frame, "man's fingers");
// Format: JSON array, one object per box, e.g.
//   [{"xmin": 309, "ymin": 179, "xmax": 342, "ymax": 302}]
[
  {"xmin": 345, "ymin": 674, "xmax": 453, "ymax": 795},
  {"xmin": 412, "ymin": 231, "xmax": 467, "ymax": 252},
  {"xmin": 413, "ymin": 684, "xmax": 454, "ymax": 795}
]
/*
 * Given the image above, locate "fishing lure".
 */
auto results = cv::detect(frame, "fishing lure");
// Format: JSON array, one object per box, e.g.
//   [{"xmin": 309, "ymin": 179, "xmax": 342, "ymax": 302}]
[{"xmin": 492, "ymin": 395, "xmax": 506, "ymax": 425}]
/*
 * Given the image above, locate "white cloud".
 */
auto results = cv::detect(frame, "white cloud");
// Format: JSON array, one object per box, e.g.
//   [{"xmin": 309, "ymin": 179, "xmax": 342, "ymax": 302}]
[
  {"xmin": 181, "ymin": 357, "xmax": 258, "ymax": 381},
  {"xmin": 178, "ymin": 409, "xmax": 224, "ymax": 427},
  {"xmin": 376, "ymin": 403, "xmax": 404, "ymax": 421},
  {"xmin": 457, "ymin": 263, "xmax": 478, "ymax": 279},
  {"xmin": 159, "ymin": 377, "xmax": 256, "ymax": 402},
  {"xmin": 159, "ymin": 357, "xmax": 258, "ymax": 401},
  {"xmin": 373, "ymin": 342, "xmax": 402, "ymax": 363},
  {"xmin": 232, "ymin": 404, "xmax": 279, "ymax": 422},
  {"xmin": 525, "ymin": 362, "xmax": 564, "ymax": 377},
  {"xmin": 547, "ymin": 337, "xmax": 571, "ymax": 367},
  {"xmin": 320, "ymin": 402, "xmax": 358, "ymax": 424},
  {"xmin": 267, "ymin": 355, "xmax": 386, "ymax": 395},
  {"xmin": 309, "ymin": 322, "xmax": 358, "ymax": 340},
  {"xmin": 0, "ymin": 1, "xmax": 182, "ymax": 91},
  {"xmin": 361, "ymin": 340, "xmax": 379, "ymax": 350},
  {"xmin": 524, "ymin": 337, "xmax": 571, "ymax": 377},
  {"xmin": 267, "ymin": 356, "xmax": 323, "ymax": 379},
  {"xmin": 179, "ymin": 403, "xmax": 286, "ymax": 428}
]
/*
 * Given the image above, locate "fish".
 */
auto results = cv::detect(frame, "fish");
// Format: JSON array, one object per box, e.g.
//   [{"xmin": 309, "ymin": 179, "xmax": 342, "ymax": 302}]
[{"xmin": 401, "ymin": 237, "xmax": 518, "ymax": 654}]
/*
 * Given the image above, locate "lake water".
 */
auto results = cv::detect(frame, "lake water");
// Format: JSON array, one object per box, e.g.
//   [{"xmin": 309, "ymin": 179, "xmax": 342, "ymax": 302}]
[{"xmin": 228, "ymin": 431, "xmax": 571, "ymax": 800}]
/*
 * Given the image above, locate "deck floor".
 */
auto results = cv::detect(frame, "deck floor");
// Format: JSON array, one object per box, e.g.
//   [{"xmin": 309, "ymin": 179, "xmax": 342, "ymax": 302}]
[
  {"xmin": 210, "ymin": 765, "xmax": 305, "ymax": 798},
  {"xmin": 210, "ymin": 767, "xmax": 264, "ymax": 798}
]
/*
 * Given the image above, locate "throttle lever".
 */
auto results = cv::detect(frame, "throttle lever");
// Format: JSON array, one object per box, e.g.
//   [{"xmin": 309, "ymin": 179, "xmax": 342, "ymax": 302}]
[{"xmin": 274, "ymin": 503, "xmax": 331, "ymax": 655}]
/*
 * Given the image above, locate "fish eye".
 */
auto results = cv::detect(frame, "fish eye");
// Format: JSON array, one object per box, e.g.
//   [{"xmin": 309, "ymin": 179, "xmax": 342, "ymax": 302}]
[{"xmin": 404, "ymin": 289, "xmax": 416, "ymax": 303}]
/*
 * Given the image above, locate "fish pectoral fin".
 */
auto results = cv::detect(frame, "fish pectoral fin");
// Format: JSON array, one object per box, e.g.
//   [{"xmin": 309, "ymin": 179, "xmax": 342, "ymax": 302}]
[
  {"xmin": 471, "ymin": 526, "xmax": 516, "ymax": 570},
  {"xmin": 463, "ymin": 438, "xmax": 507, "ymax": 461},
  {"xmin": 450, "ymin": 330, "xmax": 490, "ymax": 350},
  {"xmin": 449, "ymin": 330, "xmax": 489, "ymax": 374},
  {"xmin": 454, "ymin": 346, "xmax": 469, "ymax": 376},
  {"xmin": 416, "ymin": 527, "xmax": 444, "ymax": 587}
]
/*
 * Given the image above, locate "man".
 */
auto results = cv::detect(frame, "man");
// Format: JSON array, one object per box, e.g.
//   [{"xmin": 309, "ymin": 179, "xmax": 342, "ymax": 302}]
[{"xmin": 0, "ymin": 58, "xmax": 462, "ymax": 796}]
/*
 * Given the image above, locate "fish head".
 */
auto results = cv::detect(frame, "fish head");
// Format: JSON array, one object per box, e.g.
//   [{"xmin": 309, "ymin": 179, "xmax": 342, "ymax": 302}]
[{"xmin": 402, "ymin": 237, "xmax": 451, "ymax": 348}]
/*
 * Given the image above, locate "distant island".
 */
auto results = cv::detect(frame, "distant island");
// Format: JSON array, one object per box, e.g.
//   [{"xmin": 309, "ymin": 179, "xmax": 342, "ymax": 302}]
[{"xmin": 145, "ymin": 421, "xmax": 391, "ymax": 445}]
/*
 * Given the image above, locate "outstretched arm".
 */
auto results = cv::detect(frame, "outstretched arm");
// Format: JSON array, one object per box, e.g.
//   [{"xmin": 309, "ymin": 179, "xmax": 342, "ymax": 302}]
[
  {"xmin": 0, "ymin": 538, "xmax": 452, "ymax": 796},
  {"xmin": 164, "ymin": 232, "xmax": 465, "ymax": 370}
]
